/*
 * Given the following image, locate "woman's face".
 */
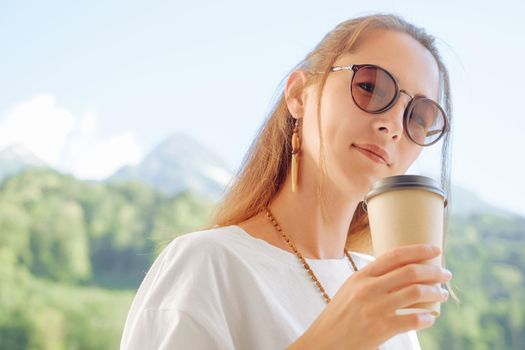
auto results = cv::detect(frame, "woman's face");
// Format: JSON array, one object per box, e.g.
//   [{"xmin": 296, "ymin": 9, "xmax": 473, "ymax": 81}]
[{"xmin": 298, "ymin": 29, "xmax": 441, "ymax": 198}]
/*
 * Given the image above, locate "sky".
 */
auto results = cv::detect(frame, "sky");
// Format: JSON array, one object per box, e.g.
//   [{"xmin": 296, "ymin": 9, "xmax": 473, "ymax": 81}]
[{"xmin": 1, "ymin": 0, "xmax": 524, "ymax": 216}]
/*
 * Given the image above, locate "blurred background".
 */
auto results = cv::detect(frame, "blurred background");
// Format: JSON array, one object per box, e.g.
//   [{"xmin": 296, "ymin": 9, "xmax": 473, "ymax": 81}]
[{"xmin": 1, "ymin": 1, "xmax": 524, "ymax": 349}]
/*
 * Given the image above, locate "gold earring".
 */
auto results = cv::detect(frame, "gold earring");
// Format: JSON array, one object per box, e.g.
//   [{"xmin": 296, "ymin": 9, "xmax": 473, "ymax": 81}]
[{"xmin": 291, "ymin": 118, "xmax": 301, "ymax": 193}]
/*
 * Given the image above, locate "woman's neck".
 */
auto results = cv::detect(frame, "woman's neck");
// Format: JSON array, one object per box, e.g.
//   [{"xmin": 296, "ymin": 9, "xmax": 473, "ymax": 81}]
[{"xmin": 266, "ymin": 171, "xmax": 362, "ymax": 259}]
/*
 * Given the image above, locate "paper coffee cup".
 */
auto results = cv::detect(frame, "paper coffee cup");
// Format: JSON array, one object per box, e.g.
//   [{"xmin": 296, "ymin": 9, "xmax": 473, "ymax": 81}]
[{"xmin": 364, "ymin": 175, "xmax": 448, "ymax": 317}]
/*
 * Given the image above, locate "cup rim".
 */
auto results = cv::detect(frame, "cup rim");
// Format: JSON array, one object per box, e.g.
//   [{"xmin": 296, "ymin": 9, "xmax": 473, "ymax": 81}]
[{"xmin": 363, "ymin": 175, "xmax": 448, "ymax": 211}]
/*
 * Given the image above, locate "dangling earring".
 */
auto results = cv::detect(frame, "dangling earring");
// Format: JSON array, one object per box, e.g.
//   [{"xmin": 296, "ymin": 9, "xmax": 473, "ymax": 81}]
[{"xmin": 291, "ymin": 118, "xmax": 301, "ymax": 193}]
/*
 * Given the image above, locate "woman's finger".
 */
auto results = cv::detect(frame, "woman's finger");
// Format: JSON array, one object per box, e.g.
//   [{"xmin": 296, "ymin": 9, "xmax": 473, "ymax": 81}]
[
  {"xmin": 383, "ymin": 283, "xmax": 449, "ymax": 312},
  {"xmin": 373, "ymin": 263, "xmax": 452, "ymax": 293},
  {"xmin": 387, "ymin": 312, "xmax": 437, "ymax": 335},
  {"xmin": 361, "ymin": 243, "xmax": 441, "ymax": 277}
]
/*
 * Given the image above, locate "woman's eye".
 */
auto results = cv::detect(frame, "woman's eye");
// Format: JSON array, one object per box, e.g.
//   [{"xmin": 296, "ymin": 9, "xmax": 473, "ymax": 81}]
[
  {"xmin": 358, "ymin": 82, "xmax": 375, "ymax": 93},
  {"xmin": 412, "ymin": 114, "xmax": 428, "ymax": 129},
  {"xmin": 357, "ymin": 82, "xmax": 385, "ymax": 97}
]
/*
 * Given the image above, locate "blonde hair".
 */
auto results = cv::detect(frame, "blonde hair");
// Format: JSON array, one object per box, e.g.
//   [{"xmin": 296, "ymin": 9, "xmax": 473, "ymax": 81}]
[{"xmin": 208, "ymin": 14, "xmax": 457, "ymax": 301}]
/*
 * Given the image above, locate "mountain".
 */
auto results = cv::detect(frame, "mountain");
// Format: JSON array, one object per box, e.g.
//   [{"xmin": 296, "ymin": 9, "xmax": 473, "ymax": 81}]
[
  {"xmin": 0, "ymin": 136, "xmax": 512, "ymax": 217},
  {"xmin": 450, "ymin": 184, "xmax": 512, "ymax": 217},
  {"xmin": 108, "ymin": 133, "xmax": 233, "ymax": 200},
  {"xmin": 0, "ymin": 144, "xmax": 48, "ymax": 183},
  {"xmin": 107, "ymin": 133, "xmax": 506, "ymax": 215}
]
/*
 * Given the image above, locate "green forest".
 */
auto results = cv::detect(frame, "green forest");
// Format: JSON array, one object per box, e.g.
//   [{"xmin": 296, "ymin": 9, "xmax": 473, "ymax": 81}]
[{"xmin": 0, "ymin": 168, "xmax": 523, "ymax": 349}]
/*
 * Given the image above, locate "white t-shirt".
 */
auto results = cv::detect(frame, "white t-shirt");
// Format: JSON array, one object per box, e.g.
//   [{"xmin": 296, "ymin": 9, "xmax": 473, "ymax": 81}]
[{"xmin": 120, "ymin": 225, "xmax": 421, "ymax": 350}]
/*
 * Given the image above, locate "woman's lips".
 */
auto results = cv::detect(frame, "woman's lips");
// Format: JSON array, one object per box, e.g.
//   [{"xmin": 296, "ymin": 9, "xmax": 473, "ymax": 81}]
[{"xmin": 352, "ymin": 144, "xmax": 389, "ymax": 166}]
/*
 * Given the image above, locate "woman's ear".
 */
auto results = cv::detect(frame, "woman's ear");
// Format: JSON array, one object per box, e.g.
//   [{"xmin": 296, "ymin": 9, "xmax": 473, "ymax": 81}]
[{"xmin": 284, "ymin": 70, "xmax": 309, "ymax": 119}]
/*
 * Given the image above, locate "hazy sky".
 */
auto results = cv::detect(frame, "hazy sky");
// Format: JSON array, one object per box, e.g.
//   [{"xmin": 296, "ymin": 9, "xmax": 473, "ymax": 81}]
[{"xmin": 1, "ymin": 0, "xmax": 524, "ymax": 216}]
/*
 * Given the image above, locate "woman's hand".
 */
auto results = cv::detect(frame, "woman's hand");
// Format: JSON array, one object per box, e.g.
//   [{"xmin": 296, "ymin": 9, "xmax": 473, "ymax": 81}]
[{"xmin": 287, "ymin": 244, "xmax": 452, "ymax": 350}]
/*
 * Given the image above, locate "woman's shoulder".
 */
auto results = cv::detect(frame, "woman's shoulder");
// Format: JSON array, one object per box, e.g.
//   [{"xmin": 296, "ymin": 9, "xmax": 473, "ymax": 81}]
[
  {"xmin": 165, "ymin": 225, "xmax": 242, "ymax": 254},
  {"xmin": 134, "ymin": 226, "xmax": 243, "ymax": 308},
  {"xmin": 155, "ymin": 225, "xmax": 244, "ymax": 269},
  {"xmin": 121, "ymin": 226, "xmax": 242, "ymax": 348}
]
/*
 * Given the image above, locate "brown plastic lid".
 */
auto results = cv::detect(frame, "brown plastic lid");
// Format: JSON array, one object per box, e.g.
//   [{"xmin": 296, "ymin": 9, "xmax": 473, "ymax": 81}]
[{"xmin": 363, "ymin": 175, "xmax": 448, "ymax": 210}]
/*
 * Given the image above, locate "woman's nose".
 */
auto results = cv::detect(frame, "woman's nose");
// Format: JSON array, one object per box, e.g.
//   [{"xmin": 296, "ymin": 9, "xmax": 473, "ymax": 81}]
[{"xmin": 372, "ymin": 95, "xmax": 409, "ymax": 142}]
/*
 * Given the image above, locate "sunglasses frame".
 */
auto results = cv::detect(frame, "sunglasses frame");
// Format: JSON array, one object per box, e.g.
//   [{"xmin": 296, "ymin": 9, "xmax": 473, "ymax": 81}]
[{"xmin": 330, "ymin": 64, "xmax": 451, "ymax": 146}]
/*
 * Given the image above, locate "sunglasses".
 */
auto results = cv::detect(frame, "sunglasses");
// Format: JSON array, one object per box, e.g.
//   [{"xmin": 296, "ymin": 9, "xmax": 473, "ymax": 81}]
[{"xmin": 328, "ymin": 64, "xmax": 450, "ymax": 146}]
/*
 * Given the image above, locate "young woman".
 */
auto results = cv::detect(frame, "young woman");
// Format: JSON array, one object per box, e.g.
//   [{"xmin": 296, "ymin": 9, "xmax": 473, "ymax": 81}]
[{"xmin": 121, "ymin": 14, "xmax": 455, "ymax": 350}]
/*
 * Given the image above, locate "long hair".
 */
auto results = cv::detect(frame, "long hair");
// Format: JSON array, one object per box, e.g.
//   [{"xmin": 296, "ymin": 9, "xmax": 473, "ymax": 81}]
[{"xmin": 207, "ymin": 14, "xmax": 457, "ymax": 301}]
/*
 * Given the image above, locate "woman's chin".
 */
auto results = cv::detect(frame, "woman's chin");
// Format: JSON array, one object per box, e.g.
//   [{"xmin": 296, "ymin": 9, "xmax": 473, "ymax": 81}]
[{"xmin": 328, "ymin": 172, "xmax": 380, "ymax": 199}]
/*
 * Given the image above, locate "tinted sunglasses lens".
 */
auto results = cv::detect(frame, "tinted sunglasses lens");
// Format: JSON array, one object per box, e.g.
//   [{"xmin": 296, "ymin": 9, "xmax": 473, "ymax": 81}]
[
  {"xmin": 351, "ymin": 66, "xmax": 397, "ymax": 112},
  {"xmin": 406, "ymin": 99, "xmax": 446, "ymax": 146}
]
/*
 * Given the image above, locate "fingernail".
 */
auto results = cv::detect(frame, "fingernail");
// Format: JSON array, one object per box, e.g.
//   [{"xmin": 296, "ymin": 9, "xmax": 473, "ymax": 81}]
[
  {"xmin": 422, "ymin": 313, "xmax": 436, "ymax": 322},
  {"xmin": 440, "ymin": 288, "xmax": 449, "ymax": 297},
  {"xmin": 442, "ymin": 268, "xmax": 452, "ymax": 277}
]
